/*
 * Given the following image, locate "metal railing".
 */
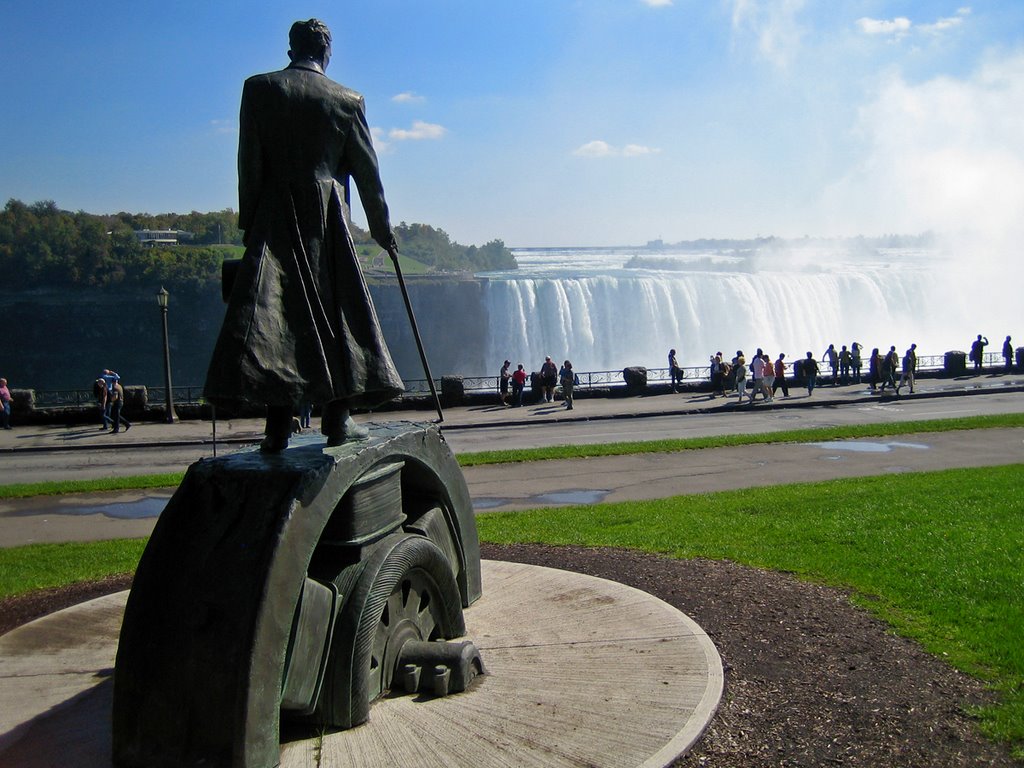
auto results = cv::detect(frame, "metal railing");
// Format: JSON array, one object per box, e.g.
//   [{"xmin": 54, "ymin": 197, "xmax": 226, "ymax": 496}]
[{"xmin": 26, "ymin": 351, "xmax": 1009, "ymax": 407}]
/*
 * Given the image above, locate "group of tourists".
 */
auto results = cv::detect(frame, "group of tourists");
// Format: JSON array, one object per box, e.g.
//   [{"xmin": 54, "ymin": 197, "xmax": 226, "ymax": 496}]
[
  {"xmin": 703, "ymin": 332, "xmax": 1016, "ymax": 405},
  {"xmin": 499, "ymin": 356, "xmax": 577, "ymax": 410},
  {"xmin": 708, "ymin": 349, "xmax": 793, "ymax": 404},
  {"xmin": 93, "ymin": 368, "xmax": 132, "ymax": 433}
]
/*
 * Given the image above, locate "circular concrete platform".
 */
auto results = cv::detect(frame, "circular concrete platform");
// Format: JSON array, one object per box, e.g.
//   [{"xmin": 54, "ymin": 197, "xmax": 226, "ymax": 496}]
[{"xmin": 0, "ymin": 560, "xmax": 723, "ymax": 767}]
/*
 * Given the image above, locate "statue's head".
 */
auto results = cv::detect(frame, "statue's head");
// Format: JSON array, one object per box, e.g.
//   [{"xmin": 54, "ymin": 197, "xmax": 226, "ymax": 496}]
[{"xmin": 289, "ymin": 19, "xmax": 332, "ymax": 66}]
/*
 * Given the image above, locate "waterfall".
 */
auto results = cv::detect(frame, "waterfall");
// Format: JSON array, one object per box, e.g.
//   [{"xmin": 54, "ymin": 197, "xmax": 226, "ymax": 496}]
[{"xmin": 479, "ymin": 247, "xmax": 986, "ymax": 373}]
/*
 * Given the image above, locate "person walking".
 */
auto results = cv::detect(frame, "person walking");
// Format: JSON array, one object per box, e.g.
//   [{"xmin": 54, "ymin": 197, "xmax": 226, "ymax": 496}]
[
  {"xmin": 760, "ymin": 353, "xmax": 775, "ymax": 402},
  {"xmin": 970, "ymin": 334, "xmax": 988, "ymax": 372},
  {"xmin": 803, "ymin": 352, "xmax": 819, "ymax": 395},
  {"xmin": 772, "ymin": 353, "xmax": 789, "ymax": 398},
  {"xmin": 559, "ymin": 360, "xmax": 576, "ymax": 410},
  {"xmin": 0, "ymin": 377, "xmax": 12, "ymax": 430},
  {"xmin": 896, "ymin": 343, "xmax": 917, "ymax": 395},
  {"xmin": 733, "ymin": 354, "xmax": 748, "ymax": 404},
  {"xmin": 109, "ymin": 381, "xmax": 133, "ymax": 433},
  {"xmin": 879, "ymin": 345, "xmax": 899, "ymax": 393},
  {"xmin": 749, "ymin": 348, "xmax": 765, "ymax": 403},
  {"xmin": 511, "ymin": 363, "xmax": 527, "ymax": 407},
  {"xmin": 94, "ymin": 377, "xmax": 112, "ymax": 430},
  {"xmin": 1003, "ymin": 336, "xmax": 1014, "ymax": 372}
]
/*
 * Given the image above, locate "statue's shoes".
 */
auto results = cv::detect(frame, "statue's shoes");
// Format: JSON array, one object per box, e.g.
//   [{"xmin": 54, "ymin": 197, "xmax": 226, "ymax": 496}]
[{"xmin": 325, "ymin": 416, "xmax": 369, "ymax": 447}]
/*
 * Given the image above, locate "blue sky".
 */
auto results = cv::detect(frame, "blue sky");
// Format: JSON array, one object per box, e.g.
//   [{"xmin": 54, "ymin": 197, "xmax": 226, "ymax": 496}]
[{"xmin": 2, "ymin": 1, "xmax": 1023, "ymax": 246}]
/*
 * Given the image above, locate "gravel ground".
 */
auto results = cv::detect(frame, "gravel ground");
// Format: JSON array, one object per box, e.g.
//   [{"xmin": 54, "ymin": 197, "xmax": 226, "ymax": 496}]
[{"xmin": 1, "ymin": 545, "xmax": 1018, "ymax": 767}]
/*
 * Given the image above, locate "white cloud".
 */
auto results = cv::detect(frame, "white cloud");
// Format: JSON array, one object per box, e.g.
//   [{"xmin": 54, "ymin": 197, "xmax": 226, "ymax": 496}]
[
  {"xmin": 856, "ymin": 7, "xmax": 970, "ymax": 41},
  {"xmin": 622, "ymin": 144, "xmax": 662, "ymax": 157},
  {"xmin": 729, "ymin": 0, "xmax": 807, "ymax": 70},
  {"xmin": 572, "ymin": 140, "xmax": 660, "ymax": 158},
  {"xmin": 919, "ymin": 7, "xmax": 971, "ymax": 35},
  {"xmin": 573, "ymin": 140, "xmax": 615, "ymax": 158},
  {"xmin": 640, "ymin": 0, "xmax": 673, "ymax": 6},
  {"xmin": 388, "ymin": 120, "xmax": 447, "ymax": 141},
  {"xmin": 856, "ymin": 17, "xmax": 912, "ymax": 39},
  {"xmin": 392, "ymin": 91, "xmax": 426, "ymax": 104}
]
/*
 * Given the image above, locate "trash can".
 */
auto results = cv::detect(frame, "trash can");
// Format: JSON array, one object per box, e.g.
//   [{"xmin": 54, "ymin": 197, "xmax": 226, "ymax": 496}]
[{"xmin": 944, "ymin": 351, "xmax": 967, "ymax": 376}]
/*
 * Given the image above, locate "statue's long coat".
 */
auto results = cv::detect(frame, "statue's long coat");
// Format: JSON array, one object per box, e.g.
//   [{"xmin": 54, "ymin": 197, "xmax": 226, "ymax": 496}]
[{"xmin": 204, "ymin": 60, "xmax": 403, "ymax": 409}]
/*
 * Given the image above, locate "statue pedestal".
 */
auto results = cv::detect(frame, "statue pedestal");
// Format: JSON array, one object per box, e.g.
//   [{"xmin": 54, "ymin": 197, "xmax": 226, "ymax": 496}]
[
  {"xmin": 0, "ymin": 562, "xmax": 723, "ymax": 768},
  {"xmin": 112, "ymin": 422, "xmax": 481, "ymax": 768}
]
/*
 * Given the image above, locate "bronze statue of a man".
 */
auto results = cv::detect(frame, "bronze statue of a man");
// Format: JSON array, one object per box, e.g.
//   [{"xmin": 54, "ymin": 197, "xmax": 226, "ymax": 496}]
[{"xmin": 204, "ymin": 19, "xmax": 403, "ymax": 451}]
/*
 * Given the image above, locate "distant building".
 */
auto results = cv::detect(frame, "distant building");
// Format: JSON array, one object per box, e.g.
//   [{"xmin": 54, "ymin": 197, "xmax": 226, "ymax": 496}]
[{"xmin": 133, "ymin": 229, "xmax": 194, "ymax": 247}]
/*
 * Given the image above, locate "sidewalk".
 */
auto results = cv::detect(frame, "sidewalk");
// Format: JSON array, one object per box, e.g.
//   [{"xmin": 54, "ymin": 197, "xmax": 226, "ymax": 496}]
[
  {"xmin": 2, "ymin": 371, "xmax": 1023, "ymax": 454},
  {"xmin": 1, "ymin": 371, "xmax": 1022, "ymax": 549}
]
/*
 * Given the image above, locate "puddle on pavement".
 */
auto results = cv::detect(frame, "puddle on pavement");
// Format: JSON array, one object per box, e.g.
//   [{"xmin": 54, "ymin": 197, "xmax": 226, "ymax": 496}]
[
  {"xmin": 474, "ymin": 489, "xmax": 610, "ymax": 510},
  {"xmin": 13, "ymin": 497, "xmax": 169, "ymax": 520},
  {"xmin": 810, "ymin": 441, "xmax": 930, "ymax": 454}
]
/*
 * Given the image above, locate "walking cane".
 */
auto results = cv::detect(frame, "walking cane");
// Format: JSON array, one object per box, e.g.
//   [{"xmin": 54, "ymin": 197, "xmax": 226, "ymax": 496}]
[{"xmin": 388, "ymin": 246, "xmax": 444, "ymax": 423}]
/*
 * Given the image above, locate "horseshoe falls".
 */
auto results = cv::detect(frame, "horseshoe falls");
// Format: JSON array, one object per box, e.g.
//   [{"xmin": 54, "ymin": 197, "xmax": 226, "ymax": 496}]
[{"xmin": 479, "ymin": 246, "xmax": 991, "ymax": 372}]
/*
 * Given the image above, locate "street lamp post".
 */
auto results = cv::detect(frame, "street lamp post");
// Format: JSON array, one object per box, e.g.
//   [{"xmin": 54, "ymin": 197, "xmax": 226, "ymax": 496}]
[{"xmin": 157, "ymin": 287, "xmax": 177, "ymax": 423}]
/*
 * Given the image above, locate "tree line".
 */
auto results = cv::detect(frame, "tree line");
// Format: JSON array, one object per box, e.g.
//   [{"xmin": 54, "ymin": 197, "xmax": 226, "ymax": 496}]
[{"xmin": 0, "ymin": 199, "xmax": 516, "ymax": 291}]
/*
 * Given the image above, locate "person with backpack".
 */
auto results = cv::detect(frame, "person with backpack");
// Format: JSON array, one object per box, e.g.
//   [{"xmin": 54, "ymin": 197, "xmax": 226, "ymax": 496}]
[
  {"xmin": 897, "ymin": 343, "xmax": 917, "ymax": 395},
  {"xmin": 772, "ymin": 353, "xmax": 789, "ymax": 398},
  {"xmin": 109, "ymin": 381, "xmax": 132, "ymax": 433},
  {"xmin": 668, "ymin": 349, "xmax": 683, "ymax": 392},
  {"xmin": 879, "ymin": 345, "xmax": 899, "ymax": 393}
]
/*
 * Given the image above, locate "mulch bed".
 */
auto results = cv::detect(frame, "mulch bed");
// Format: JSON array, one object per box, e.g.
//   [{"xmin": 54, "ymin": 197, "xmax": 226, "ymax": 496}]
[{"xmin": 1, "ymin": 545, "xmax": 1017, "ymax": 767}]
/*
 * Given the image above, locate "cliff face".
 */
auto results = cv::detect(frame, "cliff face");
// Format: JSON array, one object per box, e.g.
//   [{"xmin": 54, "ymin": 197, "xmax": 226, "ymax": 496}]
[
  {"xmin": 368, "ymin": 277, "xmax": 487, "ymax": 381},
  {"xmin": 0, "ymin": 279, "xmax": 487, "ymax": 392}
]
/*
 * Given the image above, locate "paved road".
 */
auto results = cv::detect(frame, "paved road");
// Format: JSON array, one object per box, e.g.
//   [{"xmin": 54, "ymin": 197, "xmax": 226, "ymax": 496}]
[
  {"xmin": 446, "ymin": 389, "xmax": 1024, "ymax": 452},
  {"xmin": 1, "ymin": 374, "xmax": 1021, "ymax": 548}
]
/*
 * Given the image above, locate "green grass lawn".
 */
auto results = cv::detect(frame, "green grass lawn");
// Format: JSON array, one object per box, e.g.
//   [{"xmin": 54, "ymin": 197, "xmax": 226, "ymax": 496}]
[
  {"xmin": 0, "ymin": 539, "xmax": 147, "ymax": 597},
  {"xmin": 477, "ymin": 463, "xmax": 1024, "ymax": 754},
  {"xmin": 1, "ymin": 414, "xmax": 1022, "ymax": 754}
]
